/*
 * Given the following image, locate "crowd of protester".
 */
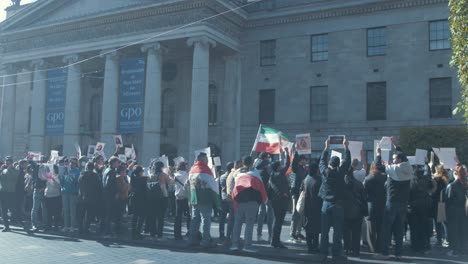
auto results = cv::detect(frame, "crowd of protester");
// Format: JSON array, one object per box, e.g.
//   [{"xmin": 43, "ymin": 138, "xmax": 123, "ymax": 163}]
[{"xmin": 0, "ymin": 136, "xmax": 467, "ymax": 263}]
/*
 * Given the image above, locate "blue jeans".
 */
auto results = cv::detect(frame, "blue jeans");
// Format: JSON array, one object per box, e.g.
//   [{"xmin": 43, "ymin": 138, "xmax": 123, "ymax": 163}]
[
  {"xmin": 320, "ymin": 201, "xmax": 344, "ymax": 257},
  {"xmin": 31, "ymin": 189, "xmax": 47, "ymax": 228},
  {"xmin": 257, "ymin": 200, "xmax": 274, "ymax": 238},
  {"xmin": 381, "ymin": 203, "xmax": 407, "ymax": 256},
  {"xmin": 219, "ymin": 200, "xmax": 235, "ymax": 239},
  {"xmin": 189, "ymin": 205, "xmax": 212, "ymax": 245}
]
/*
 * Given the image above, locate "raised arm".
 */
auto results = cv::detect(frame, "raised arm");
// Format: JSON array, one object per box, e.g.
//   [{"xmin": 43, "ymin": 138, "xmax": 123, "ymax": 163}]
[
  {"xmin": 340, "ymin": 139, "xmax": 351, "ymax": 173},
  {"xmin": 319, "ymin": 139, "xmax": 330, "ymax": 175}
]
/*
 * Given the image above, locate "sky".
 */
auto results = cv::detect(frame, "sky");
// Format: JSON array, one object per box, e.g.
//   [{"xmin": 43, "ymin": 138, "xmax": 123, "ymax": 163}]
[{"xmin": 0, "ymin": 0, "xmax": 36, "ymax": 22}]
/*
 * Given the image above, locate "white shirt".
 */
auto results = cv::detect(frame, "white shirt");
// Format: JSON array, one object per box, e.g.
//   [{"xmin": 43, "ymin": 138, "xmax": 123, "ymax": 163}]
[{"xmin": 174, "ymin": 171, "xmax": 188, "ymax": 199}]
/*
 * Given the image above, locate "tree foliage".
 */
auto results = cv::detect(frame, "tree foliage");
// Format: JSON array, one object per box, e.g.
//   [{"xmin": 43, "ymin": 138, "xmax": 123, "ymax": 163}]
[{"xmin": 449, "ymin": 0, "xmax": 468, "ymax": 124}]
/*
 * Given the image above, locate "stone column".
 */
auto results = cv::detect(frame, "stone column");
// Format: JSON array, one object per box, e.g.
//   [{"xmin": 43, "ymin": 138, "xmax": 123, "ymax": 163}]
[
  {"xmin": 29, "ymin": 59, "xmax": 47, "ymax": 153},
  {"xmin": 141, "ymin": 42, "xmax": 166, "ymax": 164},
  {"xmin": 0, "ymin": 64, "xmax": 17, "ymax": 157},
  {"xmin": 222, "ymin": 55, "xmax": 242, "ymax": 163},
  {"xmin": 187, "ymin": 37, "xmax": 216, "ymax": 162},
  {"xmin": 100, "ymin": 50, "xmax": 119, "ymax": 158},
  {"xmin": 62, "ymin": 55, "xmax": 82, "ymax": 156}
]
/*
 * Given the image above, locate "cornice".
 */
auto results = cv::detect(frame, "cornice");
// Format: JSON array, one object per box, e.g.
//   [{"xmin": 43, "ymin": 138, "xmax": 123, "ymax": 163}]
[{"xmin": 245, "ymin": 0, "xmax": 449, "ymax": 28}]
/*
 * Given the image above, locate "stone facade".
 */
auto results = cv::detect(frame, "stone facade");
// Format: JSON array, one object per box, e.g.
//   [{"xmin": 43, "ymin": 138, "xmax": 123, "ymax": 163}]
[{"xmin": 0, "ymin": 0, "xmax": 463, "ymax": 164}]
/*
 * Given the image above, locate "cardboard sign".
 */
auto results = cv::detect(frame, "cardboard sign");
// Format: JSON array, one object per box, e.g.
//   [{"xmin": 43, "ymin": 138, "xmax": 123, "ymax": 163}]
[
  {"xmin": 329, "ymin": 135, "xmax": 345, "ymax": 150},
  {"xmin": 95, "ymin": 142, "xmax": 105, "ymax": 154},
  {"xmin": 74, "ymin": 143, "xmax": 81, "ymax": 158},
  {"xmin": 118, "ymin": 154, "xmax": 127, "ymax": 163},
  {"xmin": 87, "ymin": 145, "xmax": 96, "ymax": 159},
  {"xmin": 296, "ymin": 133, "xmax": 311, "ymax": 155},
  {"xmin": 27, "ymin": 152, "xmax": 41, "ymax": 161},
  {"xmin": 433, "ymin": 148, "xmax": 457, "ymax": 169},
  {"xmin": 415, "ymin": 149, "xmax": 428, "ymax": 165},
  {"xmin": 348, "ymin": 141, "xmax": 363, "ymax": 161},
  {"xmin": 113, "ymin": 135, "xmax": 123, "ymax": 148},
  {"xmin": 331, "ymin": 150, "xmax": 342, "ymax": 161},
  {"xmin": 379, "ymin": 137, "xmax": 392, "ymax": 150},
  {"xmin": 213, "ymin": 157, "xmax": 221, "ymax": 167}
]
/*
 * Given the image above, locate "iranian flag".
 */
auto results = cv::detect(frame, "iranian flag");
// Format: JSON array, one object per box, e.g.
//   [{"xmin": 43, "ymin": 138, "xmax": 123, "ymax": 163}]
[{"xmin": 251, "ymin": 125, "xmax": 289, "ymax": 154}]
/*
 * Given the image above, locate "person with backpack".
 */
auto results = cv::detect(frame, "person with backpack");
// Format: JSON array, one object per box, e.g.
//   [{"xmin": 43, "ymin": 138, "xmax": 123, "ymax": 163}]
[{"xmin": 174, "ymin": 161, "xmax": 190, "ymax": 240}]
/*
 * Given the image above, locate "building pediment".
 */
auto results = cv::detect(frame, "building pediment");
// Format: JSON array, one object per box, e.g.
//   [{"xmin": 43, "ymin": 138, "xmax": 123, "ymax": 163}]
[{"xmin": 1, "ymin": 0, "xmax": 175, "ymax": 31}]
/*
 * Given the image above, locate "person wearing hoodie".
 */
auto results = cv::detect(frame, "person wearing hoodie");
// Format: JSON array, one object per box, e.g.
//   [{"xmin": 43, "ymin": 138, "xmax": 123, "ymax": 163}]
[
  {"xmin": 319, "ymin": 138, "xmax": 351, "ymax": 263},
  {"xmin": 376, "ymin": 137, "xmax": 413, "ymax": 261}
]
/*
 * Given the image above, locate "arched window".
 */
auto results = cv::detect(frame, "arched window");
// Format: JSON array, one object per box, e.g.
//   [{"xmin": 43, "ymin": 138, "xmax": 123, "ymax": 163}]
[
  {"xmin": 162, "ymin": 89, "xmax": 175, "ymax": 129},
  {"xmin": 209, "ymin": 84, "xmax": 217, "ymax": 126},
  {"xmin": 89, "ymin": 94, "xmax": 102, "ymax": 133}
]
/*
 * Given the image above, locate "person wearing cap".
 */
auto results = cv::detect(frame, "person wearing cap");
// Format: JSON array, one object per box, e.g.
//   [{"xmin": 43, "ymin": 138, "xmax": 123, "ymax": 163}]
[
  {"xmin": 319, "ymin": 138, "xmax": 351, "ymax": 263},
  {"xmin": 0, "ymin": 157, "xmax": 26, "ymax": 232}
]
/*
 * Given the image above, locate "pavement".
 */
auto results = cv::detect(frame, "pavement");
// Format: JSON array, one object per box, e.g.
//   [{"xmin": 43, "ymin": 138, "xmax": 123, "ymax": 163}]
[{"xmin": 1, "ymin": 213, "xmax": 468, "ymax": 264}]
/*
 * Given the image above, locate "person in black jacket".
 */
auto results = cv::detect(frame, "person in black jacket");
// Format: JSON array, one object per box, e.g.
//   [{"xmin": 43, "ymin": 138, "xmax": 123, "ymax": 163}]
[
  {"xmin": 319, "ymin": 138, "xmax": 351, "ymax": 263},
  {"xmin": 363, "ymin": 162, "xmax": 387, "ymax": 253},
  {"xmin": 445, "ymin": 165, "xmax": 467, "ymax": 257},
  {"xmin": 301, "ymin": 162, "xmax": 322, "ymax": 253},
  {"xmin": 255, "ymin": 152, "xmax": 274, "ymax": 242},
  {"xmin": 290, "ymin": 151, "xmax": 308, "ymax": 240},
  {"xmin": 268, "ymin": 148, "xmax": 290, "ymax": 248},
  {"xmin": 343, "ymin": 167, "xmax": 368, "ymax": 257},
  {"xmin": 408, "ymin": 164, "xmax": 433, "ymax": 253},
  {"xmin": 77, "ymin": 162, "xmax": 102, "ymax": 236},
  {"xmin": 102, "ymin": 157, "xmax": 121, "ymax": 235}
]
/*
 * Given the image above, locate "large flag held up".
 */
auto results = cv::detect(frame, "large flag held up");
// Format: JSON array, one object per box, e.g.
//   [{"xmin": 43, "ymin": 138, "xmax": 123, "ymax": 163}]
[{"xmin": 251, "ymin": 125, "xmax": 289, "ymax": 154}]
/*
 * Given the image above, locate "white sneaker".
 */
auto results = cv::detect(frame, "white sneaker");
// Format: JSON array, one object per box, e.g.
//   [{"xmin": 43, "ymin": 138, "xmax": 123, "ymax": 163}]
[
  {"xmin": 242, "ymin": 247, "xmax": 258, "ymax": 253},
  {"xmin": 229, "ymin": 245, "xmax": 239, "ymax": 251}
]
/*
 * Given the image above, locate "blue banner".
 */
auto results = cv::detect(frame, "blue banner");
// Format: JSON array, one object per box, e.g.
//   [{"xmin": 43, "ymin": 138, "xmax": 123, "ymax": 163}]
[
  {"xmin": 119, "ymin": 57, "xmax": 146, "ymax": 134},
  {"xmin": 45, "ymin": 68, "xmax": 67, "ymax": 136}
]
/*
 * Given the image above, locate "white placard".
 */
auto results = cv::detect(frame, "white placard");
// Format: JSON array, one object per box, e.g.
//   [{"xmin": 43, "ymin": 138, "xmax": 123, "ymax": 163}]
[
  {"xmin": 213, "ymin": 157, "xmax": 221, "ymax": 167},
  {"xmin": 348, "ymin": 141, "xmax": 363, "ymax": 161},
  {"xmin": 113, "ymin": 135, "xmax": 124, "ymax": 148},
  {"xmin": 433, "ymin": 147, "xmax": 457, "ymax": 169},
  {"xmin": 296, "ymin": 133, "xmax": 311, "ymax": 155},
  {"xmin": 379, "ymin": 137, "xmax": 392, "ymax": 150},
  {"xmin": 125, "ymin": 148, "xmax": 133, "ymax": 158},
  {"xmin": 27, "ymin": 152, "xmax": 41, "ymax": 161},
  {"xmin": 329, "ymin": 135, "xmax": 345, "ymax": 150},
  {"xmin": 87, "ymin": 145, "xmax": 96, "ymax": 159},
  {"xmin": 331, "ymin": 150, "xmax": 342, "ymax": 161},
  {"xmin": 74, "ymin": 143, "xmax": 82, "ymax": 158},
  {"xmin": 407, "ymin": 156, "xmax": 416, "ymax": 165},
  {"xmin": 95, "ymin": 142, "xmax": 105, "ymax": 154},
  {"xmin": 118, "ymin": 155, "xmax": 127, "ymax": 163},
  {"xmin": 50, "ymin": 150, "xmax": 59, "ymax": 163},
  {"xmin": 415, "ymin": 149, "xmax": 428, "ymax": 165},
  {"xmin": 373, "ymin": 140, "xmax": 380, "ymax": 160},
  {"xmin": 381, "ymin": 150, "xmax": 390, "ymax": 164}
]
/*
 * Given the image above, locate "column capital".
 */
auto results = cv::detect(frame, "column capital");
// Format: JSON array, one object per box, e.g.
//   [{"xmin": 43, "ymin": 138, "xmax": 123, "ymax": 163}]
[
  {"xmin": 30, "ymin": 59, "xmax": 47, "ymax": 70},
  {"xmin": 63, "ymin": 54, "xmax": 80, "ymax": 64},
  {"xmin": 141, "ymin": 42, "xmax": 168, "ymax": 54},
  {"xmin": 187, "ymin": 36, "xmax": 216, "ymax": 49},
  {"xmin": 100, "ymin": 49, "xmax": 119, "ymax": 61}
]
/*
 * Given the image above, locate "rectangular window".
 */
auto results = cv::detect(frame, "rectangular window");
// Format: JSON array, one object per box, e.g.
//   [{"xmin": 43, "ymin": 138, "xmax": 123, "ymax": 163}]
[
  {"xmin": 429, "ymin": 20, "xmax": 451, "ymax": 50},
  {"xmin": 310, "ymin": 86, "xmax": 328, "ymax": 121},
  {"xmin": 311, "ymin": 34, "xmax": 328, "ymax": 62},
  {"xmin": 430, "ymin": 78, "xmax": 452, "ymax": 118},
  {"xmin": 367, "ymin": 82, "xmax": 387, "ymax": 120},
  {"xmin": 260, "ymin": 40, "xmax": 276, "ymax": 66},
  {"xmin": 259, "ymin": 89, "xmax": 275, "ymax": 123},
  {"xmin": 367, "ymin": 27, "xmax": 386, "ymax": 56}
]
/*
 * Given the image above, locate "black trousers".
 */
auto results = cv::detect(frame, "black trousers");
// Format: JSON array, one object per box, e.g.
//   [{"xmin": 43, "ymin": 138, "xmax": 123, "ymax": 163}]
[
  {"xmin": 408, "ymin": 208, "xmax": 430, "ymax": 252},
  {"xmin": 174, "ymin": 198, "xmax": 190, "ymax": 238},
  {"xmin": 147, "ymin": 197, "xmax": 168, "ymax": 237},
  {"xmin": 45, "ymin": 196, "xmax": 62, "ymax": 229},
  {"xmin": 1, "ymin": 192, "xmax": 23, "ymax": 229},
  {"xmin": 271, "ymin": 200, "xmax": 288, "ymax": 245},
  {"xmin": 344, "ymin": 217, "xmax": 363, "ymax": 254},
  {"xmin": 366, "ymin": 206, "xmax": 384, "ymax": 253},
  {"xmin": 77, "ymin": 200, "xmax": 99, "ymax": 234}
]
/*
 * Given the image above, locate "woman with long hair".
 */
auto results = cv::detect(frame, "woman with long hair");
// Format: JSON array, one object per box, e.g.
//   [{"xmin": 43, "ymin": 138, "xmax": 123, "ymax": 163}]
[{"xmin": 431, "ymin": 165, "xmax": 449, "ymax": 246}]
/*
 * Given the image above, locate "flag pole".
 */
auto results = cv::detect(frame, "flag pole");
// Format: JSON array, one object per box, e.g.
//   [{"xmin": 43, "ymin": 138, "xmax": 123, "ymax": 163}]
[{"xmin": 250, "ymin": 124, "xmax": 262, "ymax": 157}]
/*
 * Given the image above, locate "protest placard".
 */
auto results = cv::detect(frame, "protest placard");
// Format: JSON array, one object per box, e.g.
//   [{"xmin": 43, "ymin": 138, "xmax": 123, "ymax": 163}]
[
  {"xmin": 27, "ymin": 152, "xmax": 41, "ymax": 161},
  {"xmin": 213, "ymin": 157, "xmax": 221, "ymax": 167},
  {"xmin": 87, "ymin": 145, "xmax": 96, "ymax": 159},
  {"xmin": 74, "ymin": 143, "xmax": 81, "ymax": 158},
  {"xmin": 296, "ymin": 133, "xmax": 311, "ymax": 155},
  {"xmin": 433, "ymin": 148, "xmax": 457, "ymax": 169},
  {"xmin": 379, "ymin": 137, "xmax": 392, "ymax": 150},
  {"xmin": 329, "ymin": 135, "xmax": 345, "ymax": 150},
  {"xmin": 415, "ymin": 149, "xmax": 428, "ymax": 165},
  {"xmin": 95, "ymin": 142, "xmax": 105, "ymax": 154},
  {"xmin": 407, "ymin": 156, "xmax": 416, "ymax": 165},
  {"xmin": 118, "ymin": 155, "xmax": 127, "ymax": 163},
  {"xmin": 113, "ymin": 135, "xmax": 123, "ymax": 148},
  {"xmin": 125, "ymin": 148, "xmax": 133, "ymax": 158},
  {"xmin": 50, "ymin": 150, "xmax": 59, "ymax": 163},
  {"xmin": 331, "ymin": 150, "xmax": 342, "ymax": 161},
  {"xmin": 348, "ymin": 141, "xmax": 363, "ymax": 161}
]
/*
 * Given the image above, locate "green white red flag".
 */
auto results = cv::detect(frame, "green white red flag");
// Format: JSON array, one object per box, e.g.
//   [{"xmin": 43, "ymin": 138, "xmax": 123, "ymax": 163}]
[{"xmin": 251, "ymin": 125, "xmax": 290, "ymax": 155}]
